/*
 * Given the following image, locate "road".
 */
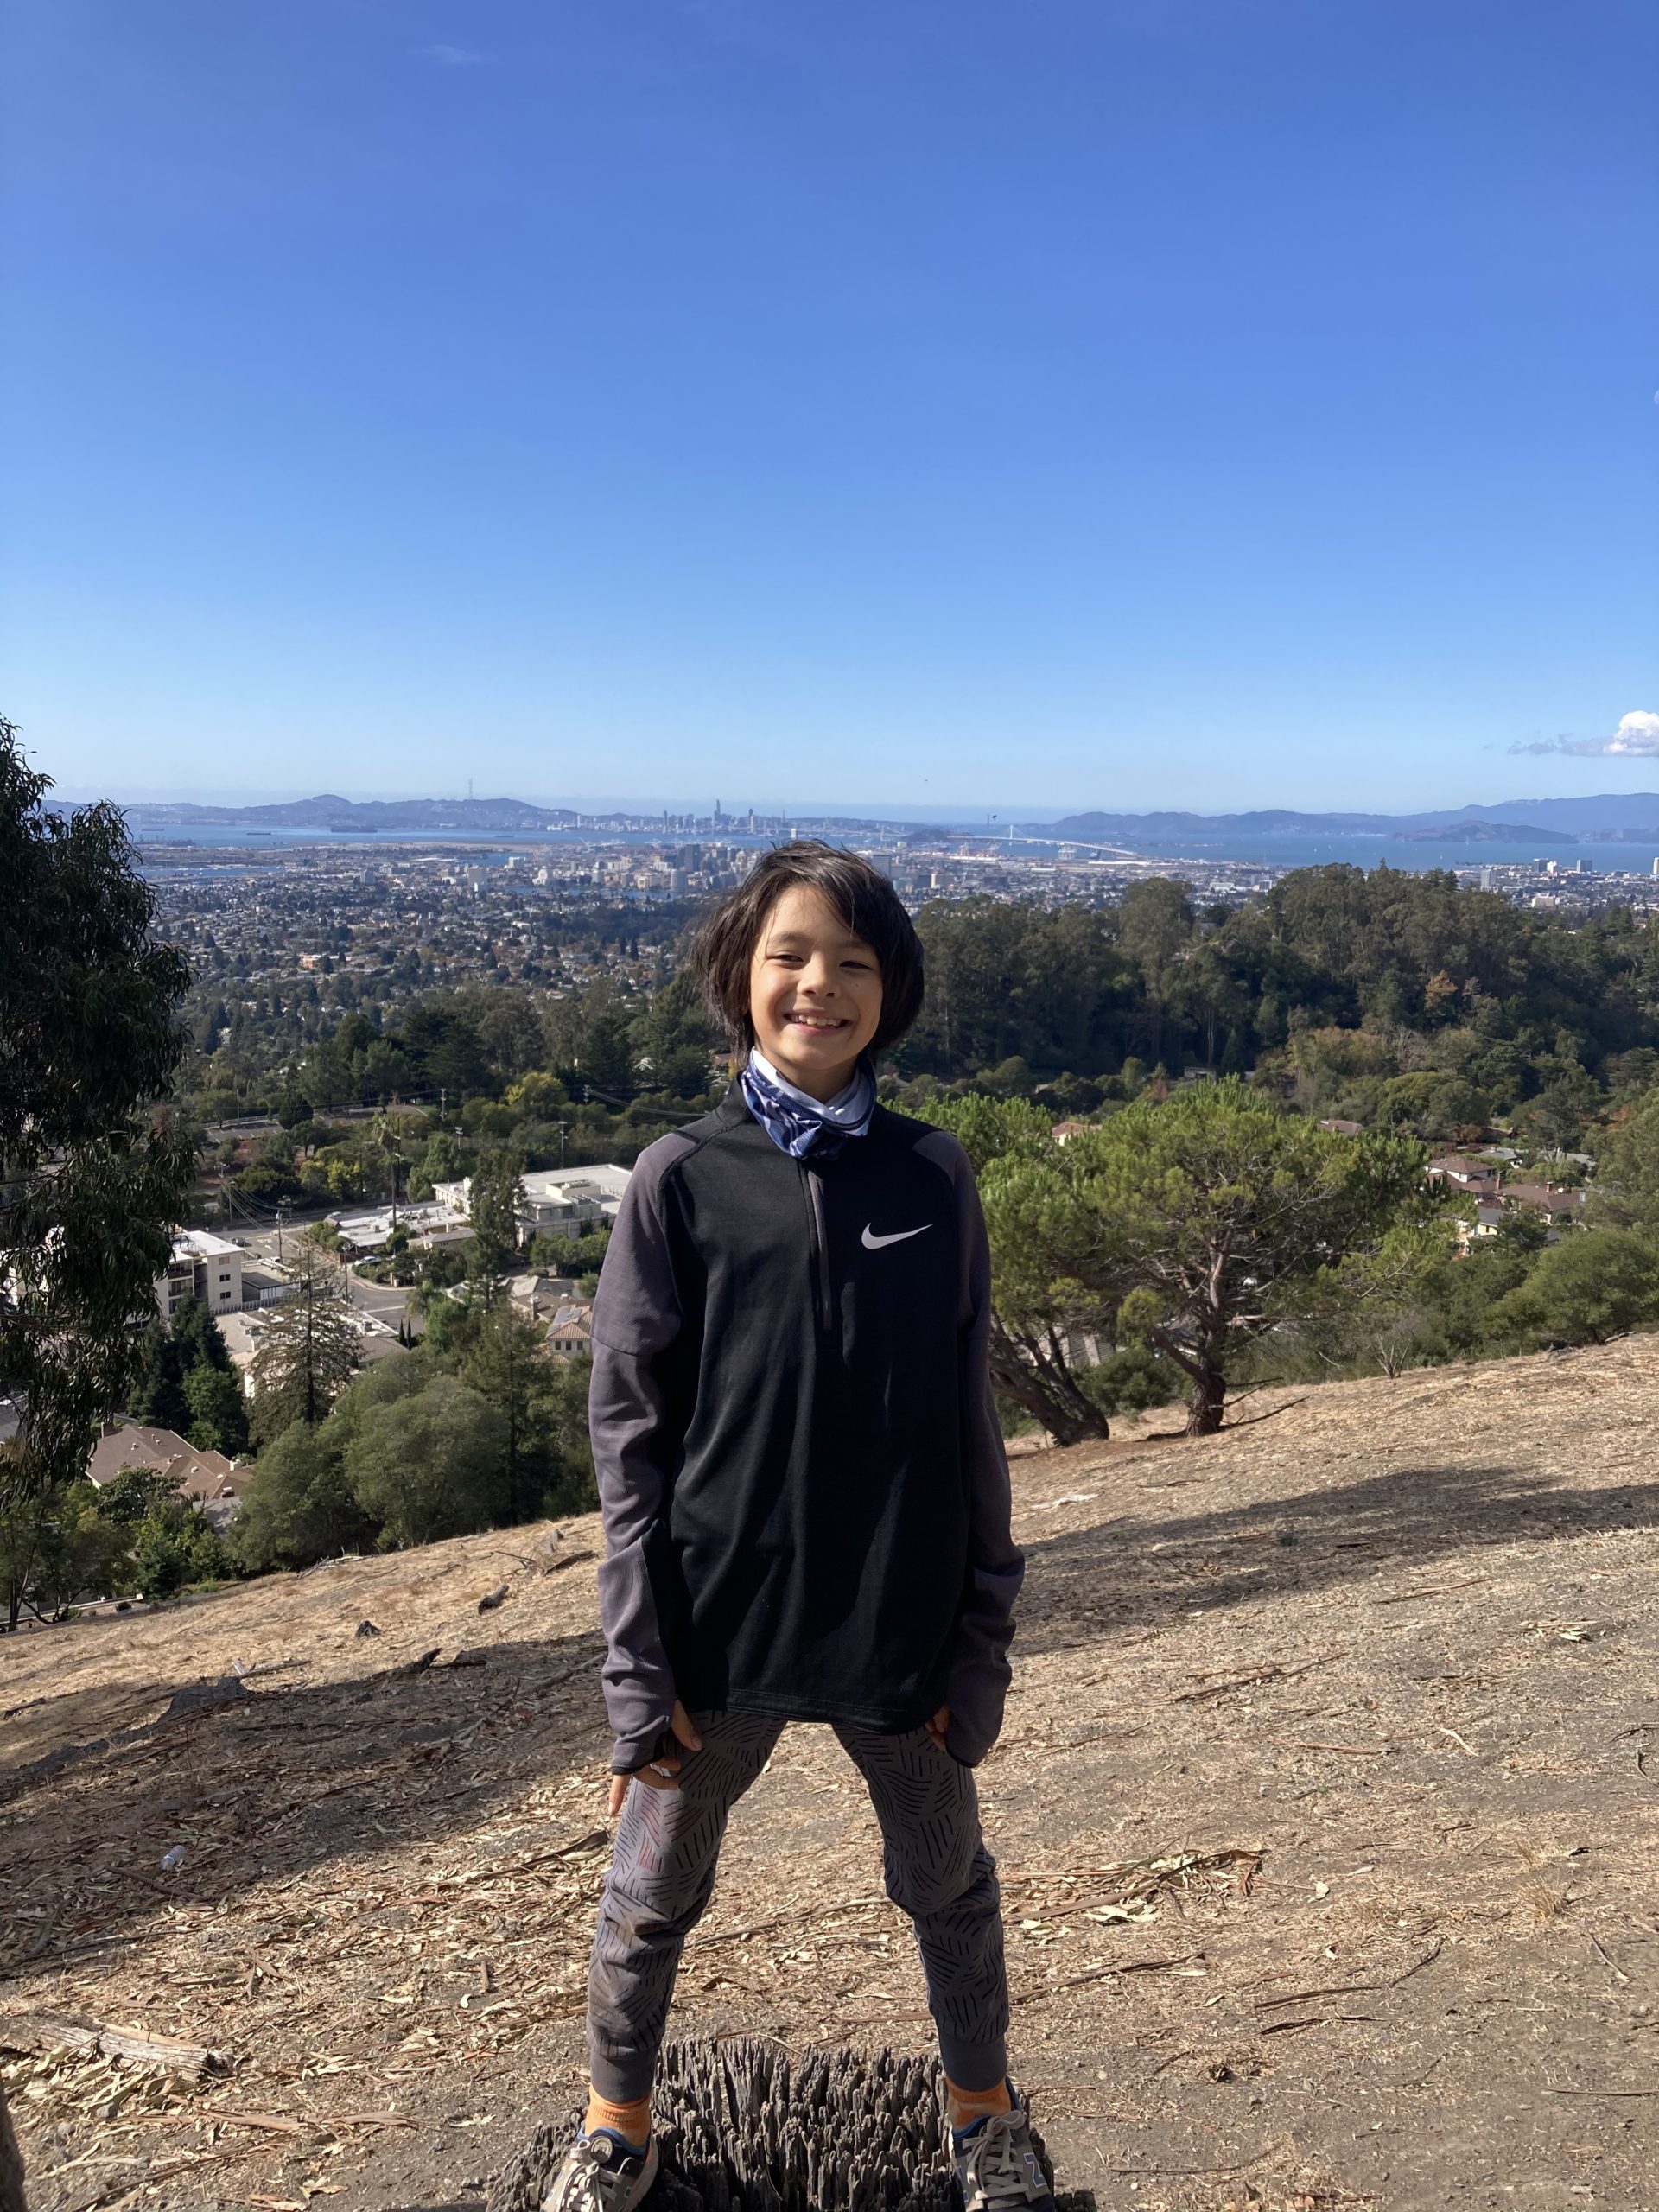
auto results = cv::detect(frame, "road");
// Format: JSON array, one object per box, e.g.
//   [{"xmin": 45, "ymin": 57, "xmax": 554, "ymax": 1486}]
[{"xmin": 229, "ymin": 1224, "xmax": 420, "ymax": 1335}]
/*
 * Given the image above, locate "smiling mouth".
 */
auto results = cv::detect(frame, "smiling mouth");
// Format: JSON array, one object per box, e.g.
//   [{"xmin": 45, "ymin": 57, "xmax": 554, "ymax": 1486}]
[{"xmin": 785, "ymin": 1013, "xmax": 849, "ymax": 1032}]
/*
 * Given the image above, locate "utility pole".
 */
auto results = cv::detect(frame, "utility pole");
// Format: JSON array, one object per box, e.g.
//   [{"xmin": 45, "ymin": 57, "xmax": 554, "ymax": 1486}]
[{"xmin": 556, "ymin": 1120, "xmax": 568, "ymax": 1168}]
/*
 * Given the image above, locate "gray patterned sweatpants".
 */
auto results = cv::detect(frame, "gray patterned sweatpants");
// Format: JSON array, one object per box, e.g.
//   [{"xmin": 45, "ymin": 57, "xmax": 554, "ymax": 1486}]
[{"xmin": 586, "ymin": 1710, "xmax": 1010, "ymax": 2101}]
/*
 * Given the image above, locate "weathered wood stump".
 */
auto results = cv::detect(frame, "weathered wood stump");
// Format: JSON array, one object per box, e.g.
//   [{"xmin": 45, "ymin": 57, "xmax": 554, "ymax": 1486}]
[{"xmin": 489, "ymin": 2038, "xmax": 1094, "ymax": 2212}]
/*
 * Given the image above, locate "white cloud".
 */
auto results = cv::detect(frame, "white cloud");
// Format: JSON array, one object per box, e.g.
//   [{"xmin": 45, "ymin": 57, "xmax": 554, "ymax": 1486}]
[
  {"xmin": 1607, "ymin": 710, "xmax": 1659, "ymax": 755},
  {"xmin": 1510, "ymin": 711, "xmax": 1659, "ymax": 758}
]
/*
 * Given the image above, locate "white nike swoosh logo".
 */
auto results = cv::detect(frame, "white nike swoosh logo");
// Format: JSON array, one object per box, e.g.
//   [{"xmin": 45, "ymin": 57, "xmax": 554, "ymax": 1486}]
[{"xmin": 861, "ymin": 1223, "xmax": 931, "ymax": 1250}]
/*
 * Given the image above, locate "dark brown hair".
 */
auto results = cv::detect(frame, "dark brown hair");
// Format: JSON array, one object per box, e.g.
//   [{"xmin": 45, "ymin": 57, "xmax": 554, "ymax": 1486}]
[{"xmin": 688, "ymin": 840, "xmax": 925, "ymax": 1056}]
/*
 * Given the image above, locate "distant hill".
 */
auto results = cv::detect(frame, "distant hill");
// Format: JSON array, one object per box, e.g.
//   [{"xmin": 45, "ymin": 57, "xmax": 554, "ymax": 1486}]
[
  {"xmin": 1396, "ymin": 818, "xmax": 1577, "ymax": 845},
  {"xmin": 123, "ymin": 794, "xmax": 581, "ymax": 833},
  {"xmin": 1046, "ymin": 795, "xmax": 1659, "ymax": 842}
]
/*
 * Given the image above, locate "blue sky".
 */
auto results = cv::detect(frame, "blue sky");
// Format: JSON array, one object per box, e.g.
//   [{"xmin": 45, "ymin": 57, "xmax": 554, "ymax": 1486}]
[{"xmin": 3, "ymin": 0, "xmax": 1656, "ymax": 816}]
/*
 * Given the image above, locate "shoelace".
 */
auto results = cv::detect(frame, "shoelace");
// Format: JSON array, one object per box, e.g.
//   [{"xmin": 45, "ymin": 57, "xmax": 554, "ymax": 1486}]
[
  {"xmin": 545, "ymin": 2132, "xmax": 640, "ymax": 2212},
  {"xmin": 958, "ymin": 2108, "xmax": 1046, "ymax": 2209}
]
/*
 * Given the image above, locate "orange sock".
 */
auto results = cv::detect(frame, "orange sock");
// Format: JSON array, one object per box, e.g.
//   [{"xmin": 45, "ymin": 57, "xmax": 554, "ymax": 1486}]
[
  {"xmin": 584, "ymin": 2090, "xmax": 652, "ymax": 2148},
  {"xmin": 945, "ymin": 2073, "xmax": 1014, "ymax": 2132}
]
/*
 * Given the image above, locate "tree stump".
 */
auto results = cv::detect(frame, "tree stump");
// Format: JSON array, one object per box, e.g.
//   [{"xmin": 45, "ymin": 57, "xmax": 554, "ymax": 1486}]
[{"xmin": 489, "ymin": 2039, "xmax": 1094, "ymax": 2212}]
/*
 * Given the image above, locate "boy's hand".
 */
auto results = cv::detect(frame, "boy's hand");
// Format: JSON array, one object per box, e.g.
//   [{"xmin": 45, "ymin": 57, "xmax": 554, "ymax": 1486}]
[
  {"xmin": 607, "ymin": 1700, "xmax": 703, "ymax": 1816},
  {"xmin": 925, "ymin": 1703, "xmax": 950, "ymax": 1755}
]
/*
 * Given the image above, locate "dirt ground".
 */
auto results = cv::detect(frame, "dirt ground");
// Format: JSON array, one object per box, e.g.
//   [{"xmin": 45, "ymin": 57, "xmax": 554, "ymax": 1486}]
[{"xmin": 5, "ymin": 1340, "xmax": 1659, "ymax": 2212}]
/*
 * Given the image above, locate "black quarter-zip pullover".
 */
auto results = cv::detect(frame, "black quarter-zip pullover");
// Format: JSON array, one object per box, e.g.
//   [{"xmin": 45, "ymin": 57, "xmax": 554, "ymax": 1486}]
[{"xmin": 588, "ymin": 1084, "xmax": 1024, "ymax": 1773}]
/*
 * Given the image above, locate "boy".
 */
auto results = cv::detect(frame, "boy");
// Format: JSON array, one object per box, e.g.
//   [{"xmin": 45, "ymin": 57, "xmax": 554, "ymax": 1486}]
[{"xmin": 545, "ymin": 842, "xmax": 1048, "ymax": 2212}]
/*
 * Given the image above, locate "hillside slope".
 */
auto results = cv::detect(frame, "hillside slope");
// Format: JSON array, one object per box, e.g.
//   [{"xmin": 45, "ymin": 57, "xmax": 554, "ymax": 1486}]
[{"xmin": 5, "ymin": 1345, "xmax": 1659, "ymax": 2212}]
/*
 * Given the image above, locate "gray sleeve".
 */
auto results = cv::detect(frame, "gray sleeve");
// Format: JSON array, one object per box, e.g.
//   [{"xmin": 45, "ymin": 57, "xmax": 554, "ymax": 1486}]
[
  {"xmin": 588, "ymin": 1135, "xmax": 696, "ymax": 1775},
  {"xmin": 917, "ymin": 1129, "xmax": 1026, "ymax": 1765}
]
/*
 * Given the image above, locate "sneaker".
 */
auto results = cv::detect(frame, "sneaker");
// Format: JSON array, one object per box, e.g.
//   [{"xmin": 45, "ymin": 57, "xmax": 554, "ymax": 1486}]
[
  {"xmin": 541, "ymin": 2126, "xmax": 660, "ymax": 2212},
  {"xmin": 951, "ymin": 2092, "xmax": 1057, "ymax": 2212}
]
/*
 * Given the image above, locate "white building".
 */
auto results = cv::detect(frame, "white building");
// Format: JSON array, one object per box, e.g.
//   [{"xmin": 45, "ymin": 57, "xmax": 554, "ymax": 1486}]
[
  {"xmin": 434, "ymin": 1163, "xmax": 632, "ymax": 1243},
  {"xmin": 327, "ymin": 1201, "xmax": 474, "ymax": 1259},
  {"xmin": 156, "ymin": 1230, "xmax": 244, "ymax": 1320}
]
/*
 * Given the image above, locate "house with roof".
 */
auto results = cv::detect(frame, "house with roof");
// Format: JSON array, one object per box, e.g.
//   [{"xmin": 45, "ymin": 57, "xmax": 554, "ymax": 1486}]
[
  {"xmin": 508, "ymin": 1273, "xmax": 582, "ymax": 1319},
  {"xmin": 86, "ymin": 1421, "xmax": 249, "ymax": 1529},
  {"xmin": 546, "ymin": 1301, "xmax": 594, "ymax": 1357},
  {"xmin": 1427, "ymin": 1155, "xmax": 1502, "ymax": 1198},
  {"xmin": 1503, "ymin": 1182, "xmax": 1587, "ymax": 1227}
]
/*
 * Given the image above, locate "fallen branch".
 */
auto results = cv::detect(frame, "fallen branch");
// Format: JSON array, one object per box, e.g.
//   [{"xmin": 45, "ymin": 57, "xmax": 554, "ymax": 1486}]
[
  {"xmin": 1011, "ymin": 1954, "xmax": 1204, "ymax": 2005},
  {"xmin": 1390, "ymin": 1939, "xmax": 1446, "ymax": 1985},
  {"xmin": 1371, "ymin": 1577, "xmax": 1490, "ymax": 1605},
  {"xmin": 1108, "ymin": 2137, "xmax": 1286, "ymax": 2177},
  {"xmin": 1255, "ymin": 1981, "xmax": 1378, "ymax": 2009},
  {"xmin": 1173, "ymin": 1653, "xmax": 1338, "ymax": 1705},
  {"xmin": 1219, "ymin": 1396, "xmax": 1309, "ymax": 1433},
  {"xmin": 0, "ymin": 2012, "xmax": 229, "ymax": 2078},
  {"xmin": 1544, "ymin": 2086, "xmax": 1659, "ymax": 2099},
  {"xmin": 1274, "ymin": 1739, "xmax": 1389, "ymax": 1757},
  {"xmin": 187, "ymin": 2107, "xmax": 418, "ymax": 2135}
]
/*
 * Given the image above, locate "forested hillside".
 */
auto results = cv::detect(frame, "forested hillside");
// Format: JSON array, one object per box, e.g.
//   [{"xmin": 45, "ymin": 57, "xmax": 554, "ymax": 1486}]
[
  {"xmin": 897, "ymin": 868, "xmax": 1659, "ymax": 1150},
  {"xmin": 180, "ymin": 867, "xmax": 1659, "ymax": 1168}
]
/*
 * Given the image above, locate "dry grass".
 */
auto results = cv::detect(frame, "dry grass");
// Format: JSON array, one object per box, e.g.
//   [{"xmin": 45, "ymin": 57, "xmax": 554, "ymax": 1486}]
[{"xmin": 7, "ymin": 1339, "xmax": 1659, "ymax": 2209}]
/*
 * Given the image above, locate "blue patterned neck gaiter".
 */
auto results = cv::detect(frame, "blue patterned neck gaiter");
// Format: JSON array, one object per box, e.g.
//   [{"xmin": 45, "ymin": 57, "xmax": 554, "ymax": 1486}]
[{"xmin": 740, "ymin": 1047, "xmax": 877, "ymax": 1161}]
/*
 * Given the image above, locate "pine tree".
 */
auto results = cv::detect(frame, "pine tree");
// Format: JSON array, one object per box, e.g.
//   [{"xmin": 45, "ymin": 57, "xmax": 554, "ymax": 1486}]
[
  {"xmin": 126, "ymin": 1323, "xmax": 190, "ymax": 1432},
  {"xmin": 454, "ymin": 1303, "xmax": 562, "ymax": 1522},
  {"xmin": 251, "ymin": 1260, "xmax": 359, "ymax": 1444},
  {"xmin": 467, "ymin": 1146, "xmax": 524, "ymax": 1282}
]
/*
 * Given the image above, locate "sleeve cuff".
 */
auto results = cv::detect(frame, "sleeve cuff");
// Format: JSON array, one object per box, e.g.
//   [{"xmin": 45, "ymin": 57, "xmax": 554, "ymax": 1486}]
[{"xmin": 610, "ymin": 1723, "xmax": 673, "ymax": 1776}]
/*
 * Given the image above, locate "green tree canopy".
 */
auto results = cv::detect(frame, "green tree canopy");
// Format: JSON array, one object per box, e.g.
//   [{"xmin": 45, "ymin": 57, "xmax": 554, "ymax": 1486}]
[
  {"xmin": 126, "ymin": 1323, "xmax": 190, "ymax": 1433},
  {"xmin": 183, "ymin": 1362, "xmax": 250, "ymax": 1457},
  {"xmin": 925, "ymin": 1095, "xmax": 1113, "ymax": 1445},
  {"xmin": 0, "ymin": 1463, "xmax": 130, "ymax": 1628},
  {"xmin": 0, "ymin": 717, "xmax": 194, "ymax": 1586},
  {"xmin": 231, "ymin": 1421, "xmax": 375, "ymax": 1574},
  {"xmin": 1591, "ymin": 1091, "xmax": 1659, "ymax": 1239},
  {"xmin": 931, "ymin": 1083, "xmax": 1424, "ymax": 1439},
  {"xmin": 452, "ymin": 1302, "xmax": 589, "ymax": 1520},
  {"xmin": 1068, "ymin": 1079, "xmax": 1427, "ymax": 1432},
  {"xmin": 1492, "ymin": 1230, "xmax": 1659, "ymax": 1350},
  {"xmin": 340, "ymin": 1374, "xmax": 508, "ymax": 1548}
]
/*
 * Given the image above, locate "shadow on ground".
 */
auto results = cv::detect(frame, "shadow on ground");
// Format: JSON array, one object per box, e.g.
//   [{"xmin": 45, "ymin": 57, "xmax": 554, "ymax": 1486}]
[
  {"xmin": 1012, "ymin": 1456, "xmax": 1659, "ymax": 1657},
  {"xmin": 0, "ymin": 1628, "xmax": 612, "ymax": 1996},
  {"xmin": 4, "ymin": 1452, "xmax": 1655, "ymax": 1996}
]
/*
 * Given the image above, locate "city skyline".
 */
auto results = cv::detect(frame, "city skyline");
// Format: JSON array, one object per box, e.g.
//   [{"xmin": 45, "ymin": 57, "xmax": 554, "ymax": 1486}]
[{"xmin": 52, "ymin": 780, "xmax": 1659, "ymax": 831}]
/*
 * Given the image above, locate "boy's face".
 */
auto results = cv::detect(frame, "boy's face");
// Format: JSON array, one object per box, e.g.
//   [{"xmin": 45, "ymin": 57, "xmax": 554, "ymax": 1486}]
[{"xmin": 748, "ymin": 882, "xmax": 884, "ymax": 1101}]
